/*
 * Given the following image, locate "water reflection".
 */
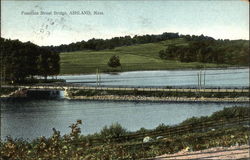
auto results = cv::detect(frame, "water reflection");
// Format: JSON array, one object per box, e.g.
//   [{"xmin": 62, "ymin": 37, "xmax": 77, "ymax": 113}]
[{"xmin": 1, "ymin": 99, "xmax": 247, "ymax": 140}]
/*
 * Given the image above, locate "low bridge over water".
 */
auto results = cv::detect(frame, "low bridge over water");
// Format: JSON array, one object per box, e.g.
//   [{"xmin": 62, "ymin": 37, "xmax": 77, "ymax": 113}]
[{"xmin": 2, "ymin": 84, "xmax": 249, "ymax": 93}]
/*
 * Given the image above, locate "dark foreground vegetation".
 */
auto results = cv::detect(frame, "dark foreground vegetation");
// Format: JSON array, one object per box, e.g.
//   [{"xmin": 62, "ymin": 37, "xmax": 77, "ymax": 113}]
[{"xmin": 1, "ymin": 106, "xmax": 249, "ymax": 160}]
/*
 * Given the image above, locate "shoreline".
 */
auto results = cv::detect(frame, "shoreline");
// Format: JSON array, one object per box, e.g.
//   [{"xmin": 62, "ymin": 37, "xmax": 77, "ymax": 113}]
[
  {"xmin": 67, "ymin": 95, "xmax": 250, "ymax": 103},
  {"xmin": 1, "ymin": 93, "xmax": 249, "ymax": 103}
]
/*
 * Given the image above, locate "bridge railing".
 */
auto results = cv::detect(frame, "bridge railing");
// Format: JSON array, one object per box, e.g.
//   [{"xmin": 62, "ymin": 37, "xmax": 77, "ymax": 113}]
[{"xmin": 1, "ymin": 84, "xmax": 249, "ymax": 93}]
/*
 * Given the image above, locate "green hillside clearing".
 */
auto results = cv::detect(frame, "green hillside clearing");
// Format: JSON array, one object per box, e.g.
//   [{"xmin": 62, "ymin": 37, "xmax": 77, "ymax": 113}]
[{"xmin": 60, "ymin": 38, "xmax": 228, "ymax": 74}]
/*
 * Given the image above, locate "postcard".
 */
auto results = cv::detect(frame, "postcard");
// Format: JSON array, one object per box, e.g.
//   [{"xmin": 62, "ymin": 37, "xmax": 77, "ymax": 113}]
[{"xmin": 0, "ymin": 0, "xmax": 249, "ymax": 159}]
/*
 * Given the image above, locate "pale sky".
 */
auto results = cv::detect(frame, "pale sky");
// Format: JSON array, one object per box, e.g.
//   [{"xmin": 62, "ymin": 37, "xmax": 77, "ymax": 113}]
[{"xmin": 1, "ymin": 0, "xmax": 249, "ymax": 46}]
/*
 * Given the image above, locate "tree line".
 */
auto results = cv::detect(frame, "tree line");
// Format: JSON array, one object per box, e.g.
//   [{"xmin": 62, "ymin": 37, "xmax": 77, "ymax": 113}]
[
  {"xmin": 0, "ymin": 38, "xmax": 60, "ymax": 83},
  {"xmin": 44, "ymin": 32, "xmax": 220, "ymax": 54},
  {"xmin": 43, "ymin": 32, "xmax": 191, "ymax": 53},
  {"xmin": 159, "ymin": 38, "xmax": 249, "ymax": 65}
]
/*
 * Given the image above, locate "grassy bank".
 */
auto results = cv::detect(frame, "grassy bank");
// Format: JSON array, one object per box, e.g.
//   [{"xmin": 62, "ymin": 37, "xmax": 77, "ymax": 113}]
[
  {"xmin": 60, "ymin": 39, "xmax": 229, "ymax": 74},
  {"xmin": 1, "ymin": 106, "xmax": 249, "ymax": 159}
]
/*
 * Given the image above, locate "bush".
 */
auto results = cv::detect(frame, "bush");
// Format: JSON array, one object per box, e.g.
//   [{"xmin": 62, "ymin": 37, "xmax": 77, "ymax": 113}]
[
  {"xmin": 155, "ymin": 123, "xmax": 170, "ymax": 131},
  {"xmin": 210, "ymin": 106, "xmax": 250, "ymax": 120},
  {"xmin": 181, "ymin": 106, "xmax": 249, "ymax": 125},
  {"xmin": 108, "ymin": 55, "xmax": 121, "ymax": 68},
  {"xmin": 100, "ymin": 123, "xmax": 127, "ymax": 141}
]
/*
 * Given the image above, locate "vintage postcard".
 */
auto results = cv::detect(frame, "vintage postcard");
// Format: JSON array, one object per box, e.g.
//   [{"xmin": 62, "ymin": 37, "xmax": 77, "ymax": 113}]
[{"xmin": 0, "ymin": 0, "xmax": 249, "ymax": 159}]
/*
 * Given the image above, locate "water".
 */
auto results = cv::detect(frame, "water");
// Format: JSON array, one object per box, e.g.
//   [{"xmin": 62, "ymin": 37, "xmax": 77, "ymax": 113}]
[
  {"xmin": 58, "ymin": 68, "xmax": 249, "ymax": 87},
  {"xmin": 1, "ymin": 99, "xmax": 247, "ymax": 140},
  {"xmin": 1, "ymin": 68, "xmax": 249, "ymax": 140}
]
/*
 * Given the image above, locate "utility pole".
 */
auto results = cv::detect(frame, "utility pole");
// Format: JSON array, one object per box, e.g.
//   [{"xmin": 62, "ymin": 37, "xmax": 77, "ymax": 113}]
[
  {"xmin": 96, "ymin": 68, "xmax": 101, "ymax": 86},
  {"xmin": 98, "ymin": 69, "xmax": 101, "ymax": 85},
  {"xmin": 203, "ymin": 70, "xmax": 206, "ymax": 88},
  {"xmin": 96, "ymin": 68, "xmax": 98, "ymax": 86},
  {"xmin": 197, "ymin": 72, "xmax": 200, "ymax": 89},
  {"xmin": 199, "ymin": 70, "xmax": 202, "ymax": 89}
]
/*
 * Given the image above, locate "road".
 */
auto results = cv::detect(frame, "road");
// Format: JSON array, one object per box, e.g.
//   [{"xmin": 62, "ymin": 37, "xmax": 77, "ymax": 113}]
[{"xmin": 155, "ymin": 145, "xmax": 250, "ymax": 159}]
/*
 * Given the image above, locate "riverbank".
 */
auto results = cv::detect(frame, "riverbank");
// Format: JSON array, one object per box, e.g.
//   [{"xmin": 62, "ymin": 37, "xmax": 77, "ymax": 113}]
[{"xmin": 67, "ymin": 95, "xmax": 249, "ymax": 103}]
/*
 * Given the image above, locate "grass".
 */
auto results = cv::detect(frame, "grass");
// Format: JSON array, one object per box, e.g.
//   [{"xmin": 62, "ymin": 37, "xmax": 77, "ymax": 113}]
[{"xmin": 60, "ymin": 38, "xmax": 228, "ymax": 74}]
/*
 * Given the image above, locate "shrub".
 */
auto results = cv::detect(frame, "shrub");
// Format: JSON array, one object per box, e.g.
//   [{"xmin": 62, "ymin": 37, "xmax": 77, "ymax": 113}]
[
  {"xmin": 107, "ymin": 55, "xmax": 121, "ymax": 68},
  {"xmin": 100, "ymin": 123, "xmax": 127, "ymax": 141},
  {"xmin": 155, "ymin": 123, "xmax": 170, "ymax": 131}
]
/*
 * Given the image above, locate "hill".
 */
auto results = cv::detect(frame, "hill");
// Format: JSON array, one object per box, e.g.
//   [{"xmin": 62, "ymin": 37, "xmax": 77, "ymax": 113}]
[{"xmin": 60, "ymin": 38, "xmax": 228, "ymax": 74}]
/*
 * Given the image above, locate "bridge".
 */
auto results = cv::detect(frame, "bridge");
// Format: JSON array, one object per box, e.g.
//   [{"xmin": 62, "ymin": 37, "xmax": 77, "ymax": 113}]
[{"xmin": 1, "ymin": 84, "xmax": 249, "ymax": 93}]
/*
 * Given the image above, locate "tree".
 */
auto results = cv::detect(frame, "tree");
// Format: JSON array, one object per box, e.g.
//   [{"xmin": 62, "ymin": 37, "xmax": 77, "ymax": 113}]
[
  {"xmin": 158, "ymin": 50, "xmax": 165, "ymax": 59},
  {"xmin": 107, "ymin": 55, "xmax": 121, "ymax": 68},
  {"xmin": 1, "ymin": 38, "xmax": 60, "ymax": 83}
]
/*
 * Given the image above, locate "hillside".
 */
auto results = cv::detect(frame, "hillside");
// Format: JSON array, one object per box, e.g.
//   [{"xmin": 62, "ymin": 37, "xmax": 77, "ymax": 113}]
[{"xmin": 60, "ymin": 38, "xmax": 227, "ymax": 74}]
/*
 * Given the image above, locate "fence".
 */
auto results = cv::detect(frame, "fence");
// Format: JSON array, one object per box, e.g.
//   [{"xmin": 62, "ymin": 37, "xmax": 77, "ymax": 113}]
[{"xmin": 89, "ymin": 116, "xmax": 250, "ymax": 144}]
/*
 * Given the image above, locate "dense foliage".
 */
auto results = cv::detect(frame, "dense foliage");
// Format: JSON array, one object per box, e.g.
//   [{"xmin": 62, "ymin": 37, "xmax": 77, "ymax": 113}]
[
  {"xmin": 0, "ymin": 38, "xmax": 60, "ymax": 83},
  {"xmin": 0, "ymin": 106, "xmax": 249, "ymax": 159},
  {"xmin": 159, "ymin": 38, "xmax": 249, "ymax": 65}
]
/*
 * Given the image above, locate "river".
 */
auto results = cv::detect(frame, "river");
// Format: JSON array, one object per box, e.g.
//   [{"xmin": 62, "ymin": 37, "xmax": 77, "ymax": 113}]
[
  {"xmin": 1, "ymin": 68, "xmax": 249, "ymax": 140},
  {"xmin": 0, "ymin": 99, "xmax": 247, "ymax": 140},
  {"xmin": 58, "ymin": 68, "xmax": 249, "ymax": 88}
]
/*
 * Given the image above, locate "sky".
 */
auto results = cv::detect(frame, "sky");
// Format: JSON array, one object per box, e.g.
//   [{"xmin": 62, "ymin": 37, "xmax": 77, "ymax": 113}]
[{"xmin": 1, "ymin": 0, "xmax": 249, "ymax": 46}]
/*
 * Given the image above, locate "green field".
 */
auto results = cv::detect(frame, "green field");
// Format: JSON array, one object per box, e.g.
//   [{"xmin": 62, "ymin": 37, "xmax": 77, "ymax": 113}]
[{"xmin": 60, "ymin": 38, "xmax": 228, "ymax": 74}]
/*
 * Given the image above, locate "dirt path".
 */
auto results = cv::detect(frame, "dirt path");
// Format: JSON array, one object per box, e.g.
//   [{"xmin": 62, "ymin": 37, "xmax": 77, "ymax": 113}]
[{"xmin": 154, "ymin": 145, "xmax": 250, "ymax": 159}]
